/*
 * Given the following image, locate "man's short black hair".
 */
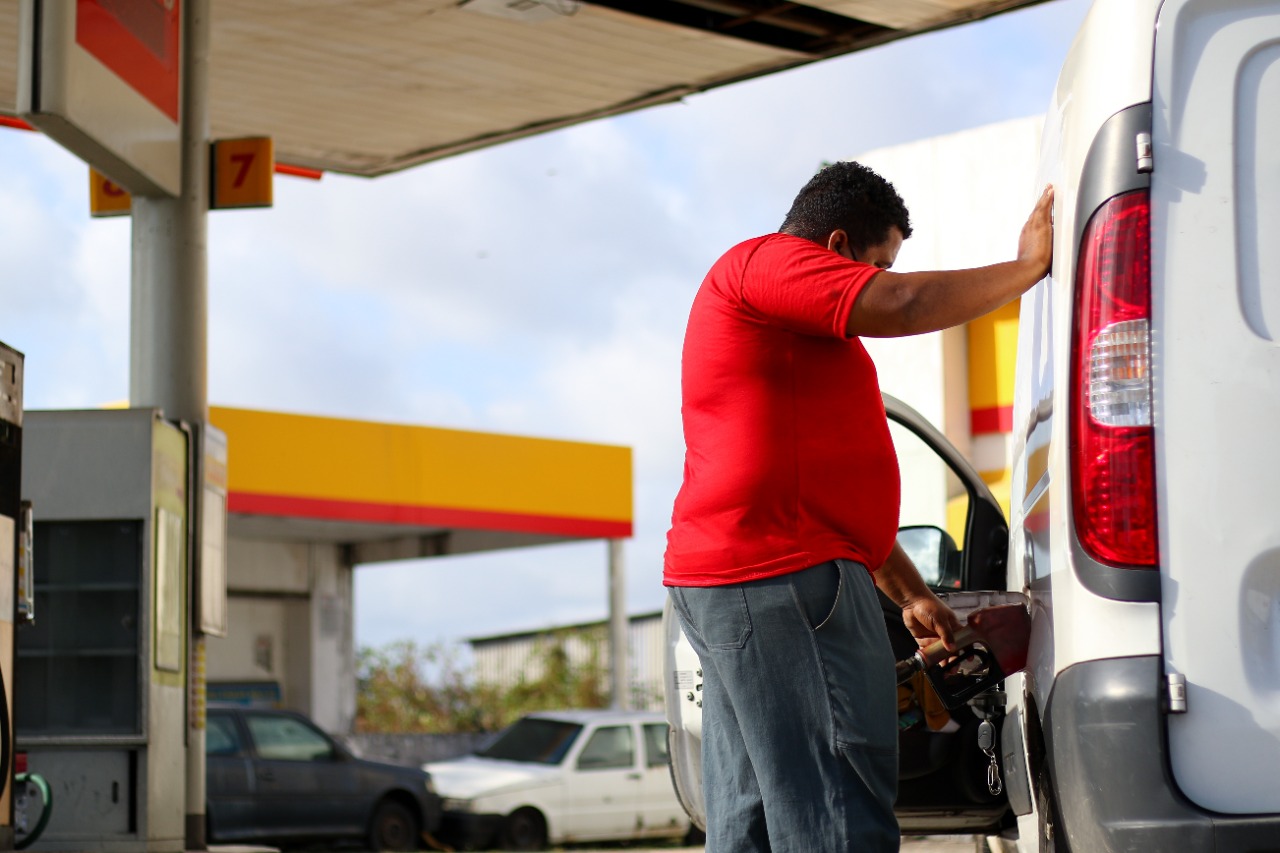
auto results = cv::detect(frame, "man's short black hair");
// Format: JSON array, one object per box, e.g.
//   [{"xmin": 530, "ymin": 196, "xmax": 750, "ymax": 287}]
[{"xmin": 779, "ymin": 161, "xmax": 912, "ymax": 252}]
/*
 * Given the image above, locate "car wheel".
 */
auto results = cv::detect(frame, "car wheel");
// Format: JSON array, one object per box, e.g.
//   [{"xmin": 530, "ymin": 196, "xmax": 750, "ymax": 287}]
[
  {"xmin": 499, "ymin": 807, "xmax": 547, "ymax": 852},
  {"xmin": 367, "ymin": 798, "xmax": 420, "ymax": 852}
]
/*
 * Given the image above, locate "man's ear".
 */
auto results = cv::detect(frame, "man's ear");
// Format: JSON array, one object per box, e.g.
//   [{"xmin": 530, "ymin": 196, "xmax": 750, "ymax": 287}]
[{"xmin": 826, "ymin": 229, "xmax": 849, "ymax": 256}]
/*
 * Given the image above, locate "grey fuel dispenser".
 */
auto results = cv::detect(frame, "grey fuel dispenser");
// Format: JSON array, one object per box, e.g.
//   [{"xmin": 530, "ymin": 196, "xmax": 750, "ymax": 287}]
[
  {"xmin": 0, "ymin": 342, "xmax": 24, "ymax": 851},
  {"xmin": 17, "ymin": 408, "xmax": 191, "ymax": 852}
]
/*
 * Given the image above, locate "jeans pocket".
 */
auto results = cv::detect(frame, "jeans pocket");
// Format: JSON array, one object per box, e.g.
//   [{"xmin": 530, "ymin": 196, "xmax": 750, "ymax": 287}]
[
  {"xmin": 672, "ymin": 586, "xmax": 753, "ymax": 650},
  {"xmin": 789, "ymin": 561, "xmax": 843, "ymax": 632}
]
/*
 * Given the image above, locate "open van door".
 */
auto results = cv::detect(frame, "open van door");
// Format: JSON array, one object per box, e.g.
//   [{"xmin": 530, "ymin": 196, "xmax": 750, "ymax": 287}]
[
  {"xmin": 664, "ymin": 393, "xmax": 1024, "ymax": 837},
  {"xmin": 1152, "ymin": 0, "xmax": 1280, "ymax": 816}
]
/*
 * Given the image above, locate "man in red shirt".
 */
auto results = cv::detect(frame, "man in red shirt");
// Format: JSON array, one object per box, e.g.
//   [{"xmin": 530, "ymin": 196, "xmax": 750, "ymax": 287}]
[{"xmin": 665, "ymin": 161, "xmax": 1053, "ymax": 851}]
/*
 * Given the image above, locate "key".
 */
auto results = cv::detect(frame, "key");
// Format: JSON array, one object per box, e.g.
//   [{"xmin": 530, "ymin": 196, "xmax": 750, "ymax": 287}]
[
  {"xmin": 987, "ymin": 756, "xmax": 1003, "ymax": 796},
  {"xmin": 977, "ymin": 719, "xmax": 995, "ymax": 752},
  {"xmin": 977, "ymin": 719, "xmax": 1003, "ymax": 796}
]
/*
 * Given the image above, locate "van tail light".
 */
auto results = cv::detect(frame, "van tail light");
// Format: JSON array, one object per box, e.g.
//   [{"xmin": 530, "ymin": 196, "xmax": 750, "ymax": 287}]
[{"xmin": 1070, "ymin": 190, "xmax": 1159, "ymax": 567}]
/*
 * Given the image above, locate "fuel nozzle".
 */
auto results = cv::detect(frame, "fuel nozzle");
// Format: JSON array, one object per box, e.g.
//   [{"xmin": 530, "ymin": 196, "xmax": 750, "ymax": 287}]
[{"xmin": 895, "ymin": 603, "xmax": 1031, "ymax": 709}]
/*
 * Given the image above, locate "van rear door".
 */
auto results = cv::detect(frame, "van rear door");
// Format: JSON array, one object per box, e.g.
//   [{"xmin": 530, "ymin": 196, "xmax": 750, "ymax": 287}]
[{"xmin": 1152, "ymin": 0, "xmax": 1280, "ymax": 815}]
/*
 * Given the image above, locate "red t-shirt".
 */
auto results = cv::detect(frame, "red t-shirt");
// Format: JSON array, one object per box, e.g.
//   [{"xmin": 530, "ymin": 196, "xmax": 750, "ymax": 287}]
[{"xmin": 663, "ymin": 233, "xmax": 901, "ymax": 587}]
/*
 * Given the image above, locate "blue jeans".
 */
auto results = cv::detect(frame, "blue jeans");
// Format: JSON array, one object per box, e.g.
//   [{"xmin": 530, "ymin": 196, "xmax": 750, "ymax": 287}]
[{"xmin": 669, "ymin": 559, "xmax": 899, "ymax": 852}]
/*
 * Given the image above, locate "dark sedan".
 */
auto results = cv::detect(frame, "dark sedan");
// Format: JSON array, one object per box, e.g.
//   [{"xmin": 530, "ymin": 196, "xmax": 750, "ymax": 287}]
[{"xmin": 206, "ymin": 705, "xmax": 442, "ymax": 850}]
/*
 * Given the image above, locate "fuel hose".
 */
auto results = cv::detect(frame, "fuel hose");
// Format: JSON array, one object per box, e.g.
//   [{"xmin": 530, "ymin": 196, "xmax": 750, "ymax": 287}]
[{"xmin": 14, "ymin": 772, "xmax": 51, "ymax": 850}]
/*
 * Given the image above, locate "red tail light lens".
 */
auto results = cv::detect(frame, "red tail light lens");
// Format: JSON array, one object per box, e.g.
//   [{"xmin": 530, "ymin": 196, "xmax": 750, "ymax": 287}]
[{"xmin": 1070, "ymin": 190, "xmax": 1158, "ymax": 567}]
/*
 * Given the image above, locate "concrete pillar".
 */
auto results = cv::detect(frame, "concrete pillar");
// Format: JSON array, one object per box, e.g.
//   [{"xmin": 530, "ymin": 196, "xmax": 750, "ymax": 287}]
[
  {"xmin": 608, "ymin": 538, "xmax": 628, "ymax": 709},
  {"xmin": 306, "ymin": 546, "xmax": 356, "ymax": 733},
  {"xmin": 129, "ymin": 20, "xmax": 209, "ymax": 421},
  {"xmin": 128, "ymin": 0, "xmax": 211, "ymax": 847},
  {"xmin": 207, "ymin": 538, "xmax": 356, "ymax": 733}
]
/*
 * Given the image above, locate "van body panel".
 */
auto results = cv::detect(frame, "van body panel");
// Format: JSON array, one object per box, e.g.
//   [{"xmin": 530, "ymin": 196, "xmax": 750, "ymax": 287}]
[
  {"xmin": 1151, "ymin": 0, "xmax": 1280, "ymax": 815},
  {"xmin": 1045, "ymin": 656, "xmax": 1215, "ymax": 852},
  {"xmin": 1041, "ymin": 0, "xmax": 1159, "ymax": 214},
  {"xmin": 1045, "ymin": 654, "xmax": 1280, "ymax": 850}
]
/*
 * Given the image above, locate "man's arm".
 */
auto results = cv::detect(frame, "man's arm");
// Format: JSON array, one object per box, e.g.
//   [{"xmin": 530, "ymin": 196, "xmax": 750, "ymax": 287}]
[
  {"xmin": 848, "ymin": 186, "xmax": 1054, "ymax": 338},
  {"xmin": 874, "ymin": 541, "xmax": 963, "ymax": 651}
]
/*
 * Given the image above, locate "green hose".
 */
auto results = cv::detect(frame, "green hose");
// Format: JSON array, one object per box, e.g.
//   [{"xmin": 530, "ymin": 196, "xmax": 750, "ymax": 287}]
[{"xmin": 14, "ymin": 772, "xmax": 51, "ymax": 850}]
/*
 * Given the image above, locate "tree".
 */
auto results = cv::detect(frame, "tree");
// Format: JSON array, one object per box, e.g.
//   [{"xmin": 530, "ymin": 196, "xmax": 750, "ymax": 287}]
[{"xmin": 355, "ymin": 631, "xmax": 610, "ymax": 734}]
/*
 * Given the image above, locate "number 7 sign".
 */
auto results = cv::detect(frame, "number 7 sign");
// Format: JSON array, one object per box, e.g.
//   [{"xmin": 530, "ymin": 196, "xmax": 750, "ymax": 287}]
[{"xmin": 212, "ymin": 137, "xmax": 274, "ymax": 209}]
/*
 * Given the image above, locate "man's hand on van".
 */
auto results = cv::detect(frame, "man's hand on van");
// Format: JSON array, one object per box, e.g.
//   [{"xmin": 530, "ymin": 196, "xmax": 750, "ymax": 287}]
[
  {"xmin": 1017, "ymin": 185, "xmax": 1055, "ymax": 282},
  {"xmin": 849, "ymin": 185, "xmax": 1057, "ymax": 338}
]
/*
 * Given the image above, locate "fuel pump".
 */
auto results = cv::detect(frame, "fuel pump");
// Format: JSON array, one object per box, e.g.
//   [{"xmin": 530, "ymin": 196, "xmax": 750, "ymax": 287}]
[{"xmin": 0, "ymin": 342, "xmax": 25, "ymax": 850}]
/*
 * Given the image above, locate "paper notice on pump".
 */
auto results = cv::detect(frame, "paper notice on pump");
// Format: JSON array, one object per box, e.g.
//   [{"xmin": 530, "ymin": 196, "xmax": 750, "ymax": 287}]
[{"xmin": 0, "ymin": 515, "xmax": 12, "ymax": 621}]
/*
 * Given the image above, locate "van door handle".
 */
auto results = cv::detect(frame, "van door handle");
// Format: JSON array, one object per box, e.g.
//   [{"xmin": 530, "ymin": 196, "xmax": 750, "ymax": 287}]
[
  {"xmin": 257, "ymin": 769, "xmax": 274, "ymax": 782},
  {"xmin": 627, "ymin": 772, "xmax": 642, "ymax": 780}
]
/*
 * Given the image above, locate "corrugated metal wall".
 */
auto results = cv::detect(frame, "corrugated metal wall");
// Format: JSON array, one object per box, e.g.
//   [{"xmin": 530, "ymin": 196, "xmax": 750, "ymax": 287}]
[{"xmin": 468, "ymin": 611, "xmax": 665, "ymax": 711}]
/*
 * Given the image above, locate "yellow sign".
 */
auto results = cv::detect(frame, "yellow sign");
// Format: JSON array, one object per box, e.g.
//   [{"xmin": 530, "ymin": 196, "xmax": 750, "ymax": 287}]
[
  {"xmin": 89, "ymin": 168, "xmax": 132, "ymax": 217},
  {"xmin": 212, "ymin": 137, "xmax": 274, "ymax": 209}
]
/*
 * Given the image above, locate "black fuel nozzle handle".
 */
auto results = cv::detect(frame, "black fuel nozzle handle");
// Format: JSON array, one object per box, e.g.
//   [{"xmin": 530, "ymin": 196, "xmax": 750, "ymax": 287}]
[{"xmin": 924, "ymin": 644, "xmax": 1006, "ymax": 709}]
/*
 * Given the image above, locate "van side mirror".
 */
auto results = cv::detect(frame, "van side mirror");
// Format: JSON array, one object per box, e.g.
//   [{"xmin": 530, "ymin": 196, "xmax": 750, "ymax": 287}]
[{"xmin": 896, "ymin": 525, "xmax": 961, "ymax": 589}]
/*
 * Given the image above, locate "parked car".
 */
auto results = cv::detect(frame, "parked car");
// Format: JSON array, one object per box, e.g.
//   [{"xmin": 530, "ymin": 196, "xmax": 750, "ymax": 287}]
[
  {"xmin": 424, "ymin": 709, "xmax": 698, "ymax": 850},
  {"xmin": 206, "ymin": 705, "xmax": 443, "ymax": 851},
  {"xmin": 667, "ymin": 1, "xmax": 1280, "ymax": 851}
]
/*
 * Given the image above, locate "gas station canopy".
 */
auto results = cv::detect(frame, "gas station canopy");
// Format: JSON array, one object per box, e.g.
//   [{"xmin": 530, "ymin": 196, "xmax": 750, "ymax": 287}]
[
  {"xmin": 210, "ymin": 406, "xmax": 632, "ymax": 561},
  {"xmin": 0, "ymin": 0, "xmax": 1046, "ymax": 177}
]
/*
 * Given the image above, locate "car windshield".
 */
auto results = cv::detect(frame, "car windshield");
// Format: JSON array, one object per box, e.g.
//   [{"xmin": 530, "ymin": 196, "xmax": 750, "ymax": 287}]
[{"xmin": 477, "ymin": 718, "xmax": 583, "ymax": 765}]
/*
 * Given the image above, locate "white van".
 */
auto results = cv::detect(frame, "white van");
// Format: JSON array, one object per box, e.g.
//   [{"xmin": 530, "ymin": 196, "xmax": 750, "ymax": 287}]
[
  {"xmin": 1002, "ymin": 0, "xmax": 1280, "ymax": 849},
  {"xmin": 665, "ymin": 1, "xmax": 1280, "ymax": 849}
]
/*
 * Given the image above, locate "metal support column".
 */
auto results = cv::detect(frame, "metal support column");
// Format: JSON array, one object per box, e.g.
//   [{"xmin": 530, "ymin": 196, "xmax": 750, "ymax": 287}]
[
  {"xmin": 608, "ymin": 538, "xmax": 628, "ymax": 710},
  {"xmin": 128, "ymin": 0, "xmax": 211, "ymax": 848},
  {"xmin": 129, "ymin": 19, "xmax": 208, "ymax": 419}
]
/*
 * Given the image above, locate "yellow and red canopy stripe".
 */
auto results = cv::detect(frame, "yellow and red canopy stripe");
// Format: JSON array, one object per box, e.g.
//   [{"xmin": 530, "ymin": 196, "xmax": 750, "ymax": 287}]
[
  {"xmin": 967, "ymin": 301, "xmax": 1020, "ymax": 435},
  {"xmin": 210, "ymin": 407, "xmax": 632, "ymax": 539}
]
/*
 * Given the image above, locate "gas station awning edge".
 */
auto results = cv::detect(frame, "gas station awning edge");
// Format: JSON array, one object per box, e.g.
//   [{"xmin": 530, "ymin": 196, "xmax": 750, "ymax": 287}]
[
  {"xmin": 0, "ymin": 0, "xmax": 1052, "ymax": 178},
  {"xmin": 211, "ymin": 406, "xmax": 632, "ymax": 559}
]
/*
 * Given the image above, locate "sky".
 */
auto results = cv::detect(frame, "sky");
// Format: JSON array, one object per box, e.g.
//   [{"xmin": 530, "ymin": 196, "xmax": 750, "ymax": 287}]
[{"xmin": 0, "ymin": 0, "xmax": 1092, "ymax": 654}]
